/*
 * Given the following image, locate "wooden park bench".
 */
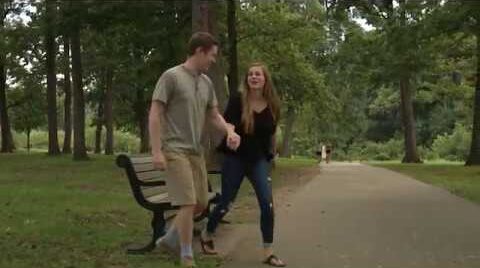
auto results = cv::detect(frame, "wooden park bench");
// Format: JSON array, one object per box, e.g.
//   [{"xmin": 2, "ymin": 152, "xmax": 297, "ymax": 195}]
[{"xmin": 116, "ymin": 154, "xmax": 221, "ymax": 254}]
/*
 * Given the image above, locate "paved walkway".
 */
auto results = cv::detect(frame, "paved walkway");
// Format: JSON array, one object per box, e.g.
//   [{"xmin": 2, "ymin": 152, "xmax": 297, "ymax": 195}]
[{"xmin": 216, "ymin": 162, "xmax": 480, "ymax": 268}]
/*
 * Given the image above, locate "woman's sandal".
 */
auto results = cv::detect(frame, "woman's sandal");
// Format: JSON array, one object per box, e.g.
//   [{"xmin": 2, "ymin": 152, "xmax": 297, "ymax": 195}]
[
  {"xmin": 199, "ymin": 237, "xmax": 218, "ymax": 255},
  {"xmin": 263, "ymin": 254, "xmax": 286, "ymax": 267}
]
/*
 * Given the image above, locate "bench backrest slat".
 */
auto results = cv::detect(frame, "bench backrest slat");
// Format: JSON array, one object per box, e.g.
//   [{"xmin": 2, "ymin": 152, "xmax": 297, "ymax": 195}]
[
  {"xmin": 130, "ymin": 156, "xmax": 153, "ymax": 165},
  {"xmin": 142, "ymin": 185, "xmax": 167, "ymax": 198},
  {"xmin": 136, "ymin": 170, "xmax": 166, "ymax": 181},
  {"xmin": 133, "ymin": 162, "xmax": 156, "ymax": 173}
]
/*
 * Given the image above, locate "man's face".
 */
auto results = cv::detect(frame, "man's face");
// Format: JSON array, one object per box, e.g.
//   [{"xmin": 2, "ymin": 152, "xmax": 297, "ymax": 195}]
[{"xmin": 197, "ymin": 45, "xmax": 218, "ymax": 72}]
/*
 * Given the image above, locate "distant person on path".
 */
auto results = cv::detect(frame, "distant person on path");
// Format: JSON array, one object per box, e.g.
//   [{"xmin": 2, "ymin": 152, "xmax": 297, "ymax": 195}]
[
  {"xmin": 200, "ymin": 62, "xmax": 286, "ymax": 267},
  {"xmin": 315, "ymin": 145, "xmax": 322, "ymax": 163},
  {"xmin": 148, "ymin": 32, "xmax": 241, "ymax": 268},
  {"xmin": 325, "ymin": 144, "xmax": 333, "ymax": 163}
]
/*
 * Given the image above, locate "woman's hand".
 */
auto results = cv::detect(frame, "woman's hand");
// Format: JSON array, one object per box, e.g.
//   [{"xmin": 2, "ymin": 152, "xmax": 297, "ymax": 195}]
[{"xmin": 226, "ymin": 131, "xmax": 241, "ymax": 151}]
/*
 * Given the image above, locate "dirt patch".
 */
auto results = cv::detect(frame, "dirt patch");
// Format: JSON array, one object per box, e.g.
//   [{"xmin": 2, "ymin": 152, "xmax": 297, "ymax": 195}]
[{"xmin": 273, "ymin": 165, "xmax": 320, "ymax": 208}]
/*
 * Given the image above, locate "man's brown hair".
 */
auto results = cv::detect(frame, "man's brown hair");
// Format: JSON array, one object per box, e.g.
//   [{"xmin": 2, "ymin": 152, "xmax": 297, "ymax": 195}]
[{"xmin": 188, "ymin": 32, "xmax": 219, "ymax": 56}]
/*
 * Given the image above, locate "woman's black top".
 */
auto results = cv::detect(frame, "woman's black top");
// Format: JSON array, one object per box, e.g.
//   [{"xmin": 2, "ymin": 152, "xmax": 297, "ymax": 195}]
[{"xmin": 218, "ymin": 95, "xmax": 277, "ymax": 162}]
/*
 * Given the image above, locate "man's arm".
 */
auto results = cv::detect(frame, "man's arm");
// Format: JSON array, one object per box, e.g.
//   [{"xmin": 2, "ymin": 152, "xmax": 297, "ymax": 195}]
[
  {"xmin": 207, "ymin": 106, "xmax": 240, "ymax": 150},
  {"xmin": 149, "ymin": 101, "xmax": 166, "ymax": 170}
]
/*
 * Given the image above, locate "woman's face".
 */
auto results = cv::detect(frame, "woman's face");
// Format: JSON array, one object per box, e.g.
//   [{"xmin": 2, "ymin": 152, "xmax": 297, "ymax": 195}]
[{"xmin": 247, "ymin": 66, "xmax": 266, "ymax": 92}]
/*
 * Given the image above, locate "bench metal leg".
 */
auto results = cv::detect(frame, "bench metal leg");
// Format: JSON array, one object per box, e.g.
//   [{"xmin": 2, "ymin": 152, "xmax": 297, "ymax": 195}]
[
  {"xmin": 127, "ymin": 211, "xmax": 166, "ymax": 254},
  {"xmin": 152, "ymin": 211, "xmax": 167, "ymax": 241}
]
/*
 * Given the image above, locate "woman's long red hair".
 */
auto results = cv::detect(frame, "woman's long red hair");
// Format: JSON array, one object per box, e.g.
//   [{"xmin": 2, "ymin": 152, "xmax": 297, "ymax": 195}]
[{"xmin": 240, "ymin": 63, "xmax": 280, "ymax": 134}]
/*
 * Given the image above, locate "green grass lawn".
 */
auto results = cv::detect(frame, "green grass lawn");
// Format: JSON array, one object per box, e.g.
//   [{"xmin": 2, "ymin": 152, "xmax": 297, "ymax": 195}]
[
  {"xmin": 372, "ymin": 161, "xmax": 480, "ymax": 204},
  {"xmin": 0, "ymin": 153, "xmax": 317, "ymax": 268},
  {"xmin": 0, "ymin": 153, "xmax": 220, "ymax": 268}
]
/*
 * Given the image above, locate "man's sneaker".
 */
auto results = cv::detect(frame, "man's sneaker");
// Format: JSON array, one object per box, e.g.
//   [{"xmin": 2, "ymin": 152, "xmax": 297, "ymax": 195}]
[
  {"xmin": 180, "ymin": 255, "xmax": 196, "ymax": 268},
  {"xmin": 155, "ymin": 235, "xmax": 180, "ymax": 256}
]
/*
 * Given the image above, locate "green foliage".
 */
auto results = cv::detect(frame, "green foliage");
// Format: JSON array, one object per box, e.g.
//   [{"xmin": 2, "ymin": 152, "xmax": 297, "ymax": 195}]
[
  {"xmin": 13, "ymin": 128, "xmax": 140, "ymax": 153},
  {"xmin": 9, "ymin": 75, "xmax": 47, "ymax": 136},
  {"xmin": 238, "ymin": 2, "xmax": 331, "ymax": 109},
  {"xmin": 2, "ymin": 0, "xmax": 478, "ymax": 162},
  {"xmin": 363, "ymin": 138, "xmax": 404, "ymax": 161},
  {"xmin": 338, "ymin": 138, "xmax": 404, "ymax": 161},
  {"xmin": 430, "ymin": 123, "xmax": 471, "ymax": 161}
]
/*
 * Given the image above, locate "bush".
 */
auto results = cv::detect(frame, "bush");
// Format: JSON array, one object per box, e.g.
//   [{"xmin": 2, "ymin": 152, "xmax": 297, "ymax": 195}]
[
  {"xmin": 430, "ymin": 123, "xmax": 471, "ymax": 161},
  {"xmin": 114, "ymin": 130, "xmax": 140, "ymax": 153},
  {"xmin": 360, "ymin": 138, "xmax": 403, "ymax": 161},
  {"xmin": 12, "ymin": 130, "xmax": 26, "ymax": 149},
  {"xmin": 84, "ymin": 127, "xmax": 141, "ymax": 153}
]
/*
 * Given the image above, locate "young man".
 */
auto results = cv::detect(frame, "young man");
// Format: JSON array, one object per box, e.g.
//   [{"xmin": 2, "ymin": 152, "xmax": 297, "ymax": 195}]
[{"xmin": 148, "ymin": 32, "xmax": 240, "ymax": 267}]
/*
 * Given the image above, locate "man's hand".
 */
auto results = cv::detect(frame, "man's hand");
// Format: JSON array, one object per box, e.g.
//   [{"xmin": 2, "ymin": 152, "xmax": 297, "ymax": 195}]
[
  {"xmin": 152, "ymin": 151, "xmax": 167, "ymax": 170},
  {"xmin": 226, "ymin": 131, "xmax": 241, "ymax": 151}
]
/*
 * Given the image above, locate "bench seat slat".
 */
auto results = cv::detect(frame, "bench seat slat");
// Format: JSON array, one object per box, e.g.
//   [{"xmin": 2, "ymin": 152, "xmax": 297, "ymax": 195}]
[
  {"xmin": 142, "ymin": 186, "xmax": 167, "ymax": 198},
  {"xmin": 146, "ymin": 192, "xmax": 169, "ymax": 203},
  {"xmin": 142, "ymin": 189, "xmax": 216, "ymax": 202}
]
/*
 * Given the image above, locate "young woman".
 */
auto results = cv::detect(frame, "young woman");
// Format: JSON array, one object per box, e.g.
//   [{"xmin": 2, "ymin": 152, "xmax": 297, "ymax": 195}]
[{"xmin": 201, "ymin": 63, "xmax": 286, "ymax": 267}]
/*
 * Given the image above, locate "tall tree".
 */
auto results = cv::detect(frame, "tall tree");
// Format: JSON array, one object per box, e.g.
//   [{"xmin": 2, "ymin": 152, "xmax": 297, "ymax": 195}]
[
  {"xmin": 238, "ymin": 1, "xmax": 328, "ymax": 157},
  {"xmin": 227, "ymin": 0, "xmax": 239, "ymax": 98},
  {"xmin": 45, "ymin": 0, "xmax": 60, "ymax": 155},
  {"xmin": 192, "ymin": 0, "xmax": 228, "ymax": 168},
  {"xmin": 104, "ymin": 68, "xmax": 113, "ymax": 155},
  {"xmin": 0, "ymin": 1, "xmax": 15, "ymax": 153},
  {"xmin": 70, "ymin": 1, "xmax": 88, "ymax": 160},
  {"xmin": 349, "ymin": 0, "xmax": 438, "ymax": 162},
  {"xmin": 62, "ymin": 35, "xmax": 72, "ymax": 154},
  {"xmin": 10, "ymin": 75, "xmax": 45, "ymax": 152},
  {"xmin": 134, "ymin": 82, "xmax": 149, "ymax": 153},
  {"xmin": 192, "ymin": 0, "xmax": 227, "ymax": 107},
  {"xmin": 460, "ymin": 1, "xmax": 480, "ymax": 165},
  {"xmin": 468, "ymin": 27, "xmax": 480, "ymax": 165},
  {"xmin": 395, "ymin": 0, "xmax": 421, "ymax": 163},
  {"xmin": 94, "ymin": 76, "xmax": 104, "ymax": 154}
]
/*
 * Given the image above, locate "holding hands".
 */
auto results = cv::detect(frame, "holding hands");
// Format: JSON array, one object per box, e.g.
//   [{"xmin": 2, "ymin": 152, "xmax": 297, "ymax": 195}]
[{"xmin": 226, "ymin": 123, "xmax": 241, "ymax": 151}]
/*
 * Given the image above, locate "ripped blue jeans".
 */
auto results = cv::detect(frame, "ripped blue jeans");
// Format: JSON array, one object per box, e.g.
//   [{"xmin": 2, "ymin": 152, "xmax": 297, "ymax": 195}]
[{"xmin": 206, "ymin": 154, "xmax": 274, "ymax": 244}]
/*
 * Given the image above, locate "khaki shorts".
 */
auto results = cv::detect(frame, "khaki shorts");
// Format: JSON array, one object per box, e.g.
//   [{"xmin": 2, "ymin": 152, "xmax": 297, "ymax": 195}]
[{"xmin": 164, "ymin": 151, "xmax": 208, "ymax": 208}]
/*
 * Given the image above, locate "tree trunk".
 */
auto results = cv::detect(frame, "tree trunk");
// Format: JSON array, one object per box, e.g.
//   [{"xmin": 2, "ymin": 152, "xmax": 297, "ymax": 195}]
[
  {"xmin": 192, "ymin": 0, "xmax": 226, "ymax": 170},
  {"xmin": 62, "ymin": 36, "xmax": 72, "ymax": 154},
  {"xmin": 0, "ymin": 58, "xmax": 14, "ymax": 153},
  {"xmin": 139, "ymin": 113, "xmax": 149, "ymax": 154},
  {"xmin": 46, "ymin": 0, "xmax": 60, "ymax": 155},
  {"xmin": 71, "ymin": 19, "xmax": 88, "ymax": 160},
  {"xmin": 227, "ymin": 0, "xmax": 239, "ymax": 98},
  {"xmin": 0, "ymin": 3, "xmax": 15, "ymax": 153},
  {"xmin": 396, "ymin": 0, "xmax": 420, "ymax": 163},
  {"xmin": 104, "ymin": 68, "xmax": 114, "ymax": 155},
  {"xmin": 192, "ymin": 0, "xmax": 209, "ymax": 32},
  {"xmin": 280, "ymin": 106, "xmax": 296, "ymax": 158},
  {"xmin": 135, "ymin": 88, "xmax": 149, "ymax": 153},
  {"xmin": 399, "ymin": 76, "xmax": 421, "ymax": 163},
  {"xmin": 27, "ymin": 128, "xmax": 31, "ymax": 153},
  {"xmin": 192, "ymin": 0, "xmax": 227, "ymax": 107},
  {"xmin": 466, "ymin": 29, "xmax": 480, "ymax": 165},
  {"xmin": 94, "ymin": 84, "xmax": 104, "ymax": 154}
]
